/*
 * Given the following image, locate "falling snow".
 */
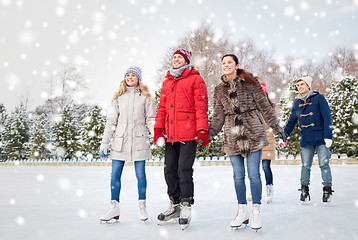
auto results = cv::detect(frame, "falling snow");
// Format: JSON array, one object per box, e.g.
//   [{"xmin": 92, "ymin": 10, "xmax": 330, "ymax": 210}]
[
  {"xmin": 0, "ymin": 0, "xmax": 357, "ymax": 111},
  {"xmin": 1, "ymin": 165, "xmax": 357, "ymax": 240}
]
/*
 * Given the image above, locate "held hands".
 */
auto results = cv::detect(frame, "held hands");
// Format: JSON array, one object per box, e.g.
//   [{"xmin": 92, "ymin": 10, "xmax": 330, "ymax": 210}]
[
  {"xmin": 154, "ymin": 128, "xmax": 166, "ymax": 147},
  {"xmin": 279, "ymin": 139, "xmax": 287, "ymax": 148},
  {"xmin": 278, "ymin": 132, "xmax": 288, "ymax": 148},
  {"xmin": 324, "ymin": 138, "xmax": 332, "ymax": 148},
  {"xmin": 196, "ymin": 131, "xmax": 210, "ymax": 149},
  {"xmin": 99, "ymin": 142, "xmax": 109, "ymax": 160}
]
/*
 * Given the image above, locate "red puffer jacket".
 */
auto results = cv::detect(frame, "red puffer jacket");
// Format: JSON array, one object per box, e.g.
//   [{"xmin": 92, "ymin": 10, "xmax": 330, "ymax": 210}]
[{"xmin": 155, "ymin": 68, "xmax": 208, "ymax": 142}]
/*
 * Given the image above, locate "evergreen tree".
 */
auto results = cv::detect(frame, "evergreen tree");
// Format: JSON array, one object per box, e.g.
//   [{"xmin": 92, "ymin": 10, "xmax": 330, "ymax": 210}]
[
  {"xmin": 2, "ymin": 102, "xmax": 30, "ymax": 160},
  {"xmin": 327, "ymin": 76, "xmax": 358, "ymax": 156},
  {"xmin": 52, "ymin": 105, "xmax": 80, "ymax": 159},
  {"xmin": 80, "ymin": 105, "xmax": 105, "ymax": 159},
  {"xmin": 151, "ymin": 89, "xmax": 165, "ymax": 158},
  {"xmin": 196, "ymin": 104, "xmax": 225, "ymax": 158},
  {"xmin": 278, "ymin": 78, "xmax": 301, "ymax": 157},
  {"xmin": 28, "ymin": 113, "xmax": 52, "ymax": 159},
  {"xmin": 0, "ymin": 103, "xmax": 7, "ymax": 160}
]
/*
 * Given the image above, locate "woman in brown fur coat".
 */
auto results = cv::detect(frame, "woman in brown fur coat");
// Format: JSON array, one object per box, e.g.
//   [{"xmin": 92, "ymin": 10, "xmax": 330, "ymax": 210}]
[{"xmin": 208, "ymin": 54, "xmax": 286, "ymax": 231}]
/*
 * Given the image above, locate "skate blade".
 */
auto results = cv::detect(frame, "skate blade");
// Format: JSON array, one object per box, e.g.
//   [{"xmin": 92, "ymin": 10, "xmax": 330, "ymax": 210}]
[
  {"xmin": 157, "ymin": 218, "xmax": 179, "ymax": 226},
  {"xmin": 252, "ymin": 226, "xmax": 262, "ymax": 232},
  {"xmin": 100, "ymin": 216, "xmax": 119, "ymax": 224},
  {"xmin": 180, "ymin": 224, "xmax": 189, "ymax": 230}
]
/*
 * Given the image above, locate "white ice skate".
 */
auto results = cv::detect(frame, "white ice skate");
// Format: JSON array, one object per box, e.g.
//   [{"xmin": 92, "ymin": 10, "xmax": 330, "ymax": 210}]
[
  {"xmin": 265, "ymin": 184, "xmax": 273, "ymax": 204},
  {"xmin": 251, "ymin": 204, "xmax": 262, "ymax": 232},
  {"xmin": 100, "ymin": 200, "xmax": 120, "ymax": 223},
  {"xmin": 230, "ymin": 204, "xmax": 249, "ymax": 229},
  {"xmin": 138, "ymin": 200, "xmax": 148, "ymax": 222},
  {"xmin": 179, "ymin": 202, "xmax": 192, "ymax": 230}
]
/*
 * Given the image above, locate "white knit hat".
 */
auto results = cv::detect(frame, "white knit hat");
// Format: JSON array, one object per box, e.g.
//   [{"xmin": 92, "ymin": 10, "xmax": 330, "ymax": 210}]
[{"xmin": 297, "ymin": 76, "xmax": 312, "ymax": 89}]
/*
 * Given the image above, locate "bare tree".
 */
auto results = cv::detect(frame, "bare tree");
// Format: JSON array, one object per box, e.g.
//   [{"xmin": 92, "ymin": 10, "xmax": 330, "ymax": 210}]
[{"xmin": 155, "ymin": 21, "xmax": 235, "ymax": 104}]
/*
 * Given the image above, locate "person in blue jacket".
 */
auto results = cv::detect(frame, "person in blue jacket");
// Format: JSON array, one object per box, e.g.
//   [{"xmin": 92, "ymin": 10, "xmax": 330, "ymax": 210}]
[{"xmin": 283, "ymin": 76, "xmax": 334, "ymax": 204}]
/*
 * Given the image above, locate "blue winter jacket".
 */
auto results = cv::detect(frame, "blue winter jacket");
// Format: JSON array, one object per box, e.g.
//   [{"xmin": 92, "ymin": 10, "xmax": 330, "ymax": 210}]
[{"xmin": 284, "ymin": 91, "xmax": 333, "ymax": 147}]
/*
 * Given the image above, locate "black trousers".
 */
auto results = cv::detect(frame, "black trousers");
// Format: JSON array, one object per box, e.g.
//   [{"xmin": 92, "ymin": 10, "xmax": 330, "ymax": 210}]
[{"xmin": 164, "ymin": 141, "xmax": 197, "ymax": 204}]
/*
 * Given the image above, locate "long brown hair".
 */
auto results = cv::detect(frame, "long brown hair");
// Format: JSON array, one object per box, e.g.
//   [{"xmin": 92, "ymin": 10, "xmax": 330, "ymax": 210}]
[
  {"xmin": 112, "ymin": 79, "xmax": 151, "ymax": 100},
  {"xmin": 221, "ymin": 54, "xmax": 259, "ymax": 86}
]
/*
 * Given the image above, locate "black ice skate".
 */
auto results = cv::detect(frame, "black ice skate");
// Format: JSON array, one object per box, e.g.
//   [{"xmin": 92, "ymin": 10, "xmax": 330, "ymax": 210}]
[
  {"xmin": 157, "ymin": 199, "xmax": 180, "ymax": 225},
  {"xmin": 179, "ymin": 201, "xmax": 191, "ymax": 230},
  {"xmin": 322, "ymin": 186, "xmax": 334, "ymax": 204},
  {"xmin": 298, "ymin": 185, "xmax": 311, "ymax": 203}
]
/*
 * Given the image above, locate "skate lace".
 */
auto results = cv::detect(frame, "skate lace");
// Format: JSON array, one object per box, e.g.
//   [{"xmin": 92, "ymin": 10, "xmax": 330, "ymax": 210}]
[
  {"xmin": 252, "ymin": 209, "xmax": 260, "ymax": 222},
  {"xmin": 163, "ymin": 203, "xmax": 175, "ymax": 215},
  {"xmin": 103, "ymin": 201, "xmax": 117, "ymax": 215},
  {"xmin": 180, "ymin": 205, "xmax": 191, "ymax": 219}
]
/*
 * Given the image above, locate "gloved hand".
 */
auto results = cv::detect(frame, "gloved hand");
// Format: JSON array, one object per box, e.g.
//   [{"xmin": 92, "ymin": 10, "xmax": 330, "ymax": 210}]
[
  {"xmin": 196, "ymin": 131, "xmax": 210, "ymax": 148},
  {"xmin": 324, "ymin": 138, "xmax": 332, "ymax": 148},
  {"xmin": 278, "ymin": 131, "xmax": 288, "ymax": 142},
  {"xmin": 99, "ymin": 142, "xmax": 109, "ymax": 160},
  {"xmin": 279, "ymin": 139, "xmax": 287, "ymax": 148},
  {"xmin": 154, "ymin": 128, "xmax": 166, "ymax": 147}
]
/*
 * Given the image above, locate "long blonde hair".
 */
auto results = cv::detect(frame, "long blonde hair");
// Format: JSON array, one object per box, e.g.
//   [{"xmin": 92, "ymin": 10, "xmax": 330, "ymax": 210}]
[{"xmin": 112, "ymin": 79, "xmax": 151, "ymax": 100}]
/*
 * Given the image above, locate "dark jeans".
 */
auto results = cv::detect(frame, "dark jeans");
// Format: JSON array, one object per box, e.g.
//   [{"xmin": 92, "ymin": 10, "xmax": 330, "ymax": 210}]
[
  {"xmin": 164, "ymin": 141, "xmax": 197, "ymax": 204},
  {"xmin": 262, "ymin": 159, "xmax": 273, "ymax": 185}
]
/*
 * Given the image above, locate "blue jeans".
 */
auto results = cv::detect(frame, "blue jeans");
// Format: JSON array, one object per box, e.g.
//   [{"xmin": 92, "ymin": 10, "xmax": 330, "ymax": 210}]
[
  {"xmin": 230, "ymin": 150, "xmax": 262, "ymax": 205},
  {"xmin": 300, "ymin": 144, "xmax": 332, "ymax": 187},
  {"xmin": 111, "ymin": 160, "xmax": 147, "ymax": 201},
  {"xmin": 262, "ymin": 159, "xmax": 273, "ymax": 185}
]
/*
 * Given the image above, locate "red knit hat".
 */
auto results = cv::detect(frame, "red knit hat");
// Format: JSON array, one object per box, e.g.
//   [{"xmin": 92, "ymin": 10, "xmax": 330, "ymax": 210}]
[
  {"xmin": 260, "ymin": 82, "xmax": 268, "ymax": 95},
  {"xmin": 173, "ymin": 48, "xmax": 192, "ymax": 64}
]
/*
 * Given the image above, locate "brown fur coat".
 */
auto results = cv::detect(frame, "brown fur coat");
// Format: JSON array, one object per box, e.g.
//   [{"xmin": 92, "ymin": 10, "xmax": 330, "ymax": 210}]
[{"xmin": 209, "ymin": 75, "xmax": 283, "ymax": 156}]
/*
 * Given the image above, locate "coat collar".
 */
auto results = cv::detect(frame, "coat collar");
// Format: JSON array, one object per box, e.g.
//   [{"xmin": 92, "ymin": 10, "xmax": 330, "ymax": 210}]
[{"xmin": 165, "ymin": 68, "xmax": 200, "ymax": 81}]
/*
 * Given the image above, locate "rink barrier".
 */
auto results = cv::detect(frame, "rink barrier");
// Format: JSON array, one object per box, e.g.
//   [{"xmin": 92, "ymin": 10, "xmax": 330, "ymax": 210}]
[{"xmin": 0, "ymin": 155, "xmax": 357, "ymax": 166}]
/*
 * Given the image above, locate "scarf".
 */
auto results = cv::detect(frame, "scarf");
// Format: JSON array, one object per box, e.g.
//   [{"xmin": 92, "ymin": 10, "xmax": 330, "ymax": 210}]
[
  {"xmin": 169, "ymin": 64, "xmax": 191, "ymax": 79},
  {"xmin": 297, "ymin": 90, "xmax": 313, "ymax": 103}
]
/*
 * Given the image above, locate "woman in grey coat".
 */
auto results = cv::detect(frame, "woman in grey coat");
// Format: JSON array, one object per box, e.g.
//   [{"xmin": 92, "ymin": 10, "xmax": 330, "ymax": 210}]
[
  {"xmin": 209, "ymin": 54, "xmax": 286, "ymax": 231},
  {"xmin": 99, "ymin": 66, "xmax": 156, "ymax": 223}
]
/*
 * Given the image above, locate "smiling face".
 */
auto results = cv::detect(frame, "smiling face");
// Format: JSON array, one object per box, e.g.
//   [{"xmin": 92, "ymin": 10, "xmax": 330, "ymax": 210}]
[
  {"xmin": 221, "ymin": 56, "xmax": 239, "ymax": 80},
  {"xmin": 172, "ymin": 54, "xmax": 187, "ymax": 69},
  {"xmin": 296, "ymin": 80, "xmax": 310, "ymax": 96},
  {"xmin": 125, "ymin": 72, "xmax": 139, "ymax": 87}
]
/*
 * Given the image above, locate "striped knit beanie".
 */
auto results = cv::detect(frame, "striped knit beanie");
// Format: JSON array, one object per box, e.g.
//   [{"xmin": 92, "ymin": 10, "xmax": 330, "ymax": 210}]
[{"xmin": 124, "ymin": 66, "xmax": 142, "ymax": 81}]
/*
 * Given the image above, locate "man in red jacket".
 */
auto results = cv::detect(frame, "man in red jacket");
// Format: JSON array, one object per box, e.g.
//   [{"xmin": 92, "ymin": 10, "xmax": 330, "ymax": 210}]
[{"xmin": 154, "ymin": 48, "xmax": 210, "ymax": 229}]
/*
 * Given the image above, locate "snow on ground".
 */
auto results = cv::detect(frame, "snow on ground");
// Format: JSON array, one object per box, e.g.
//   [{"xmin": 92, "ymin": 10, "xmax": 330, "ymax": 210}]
[{"xmin": 1, "ymin": 164, "xmax": 358, "ymax": 240}]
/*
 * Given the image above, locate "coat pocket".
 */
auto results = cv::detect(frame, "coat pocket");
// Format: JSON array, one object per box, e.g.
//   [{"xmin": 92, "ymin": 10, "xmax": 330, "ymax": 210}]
[
  {"xmin": 134, "ymin": 136, "xmax": 150, "ymax": 151},
  {"xmin": 177, "ymin": 112, "xmax": 196, "ymax": 139},
  {"xmin": 112, "ymin": 137, "xmax": 123, "ymax": 152}
]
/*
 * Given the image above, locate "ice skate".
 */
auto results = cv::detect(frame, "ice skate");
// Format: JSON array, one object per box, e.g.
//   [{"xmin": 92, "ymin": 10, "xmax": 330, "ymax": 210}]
[
  {"xmin": 298, "ymin": 185, "xmax": 310, "ymax": 203},
  {"xmin": 157, "ymin": 199, "xmax": 180, "ymax": 225},
  {"xmin": 100, "ymin": 200, "xmax": 120, "ymax": 223},
  {"xmin": 179, "ymin": 201, "xmax": 191, "ymax": 230},
  {"xmin": 251, "ymin": 204, "xmax": 262, "ymax": 232},
  {"xmin": 265, "ymin": 184, "xmax": 273, "ymax": 204},
  {"xmin": 230, "ymin": 204, "xmax": 249, "ymax": 229},
  {"xmin": 322, "ymin": 186, "xmax": 334, "ymax": 205},
  {"xmin": 138, "ymin": 199, "xmax": 148, "ymax": 222}
]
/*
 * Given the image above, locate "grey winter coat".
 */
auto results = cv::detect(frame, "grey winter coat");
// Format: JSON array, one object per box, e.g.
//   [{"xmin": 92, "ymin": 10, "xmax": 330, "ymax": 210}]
[
  {"xmin": 209, "ymin": 75, "xmax": 283, "ymax": 156},
  {"xmin": 101, "ymin": 87, "xmax": 156, "ymax": 161}
]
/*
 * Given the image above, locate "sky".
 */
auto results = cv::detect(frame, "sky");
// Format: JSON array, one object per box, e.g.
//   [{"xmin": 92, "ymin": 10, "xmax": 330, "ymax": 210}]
[
  {"xmin": 1, "ymin": 0, "xmax": 358, "ymax": 112},
  {"xmin": 1, "ymin": 164, "xmax": 358, "ymax": 240}
]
